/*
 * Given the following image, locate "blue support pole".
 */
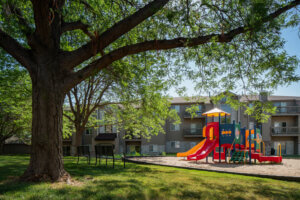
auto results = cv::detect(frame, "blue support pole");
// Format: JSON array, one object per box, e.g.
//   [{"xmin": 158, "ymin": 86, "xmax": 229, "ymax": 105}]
[
  {"xmin": 249, "ymin": 128, "xmax": 252, "ymax": 164},
  {"xmin": 254, "ymin": 125, "xmax": 257, "ymax": 164},
  {"xmin": 233, "ymin": 120, "xmax": 235, "ymax": 152},
  {"xmin": 219, "ymin": 113, "xmax": 221, "ymax": 163},
  {"xmin": 224, "ymin": 114, "xmax": 227, "ymax": 124}
]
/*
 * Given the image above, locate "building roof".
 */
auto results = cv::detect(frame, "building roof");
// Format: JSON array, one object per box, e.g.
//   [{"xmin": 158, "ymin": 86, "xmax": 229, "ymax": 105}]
[
  {"xmin": 239, "ymin": 95, "xmax": 300, "ymax": 102},
  {"xmin": 170, "ymin": 96, "xmax": 211, "ymax": 104},
  {"xmin": 169, "ymin": 95, "xmax": 300, "ymax": 104}
]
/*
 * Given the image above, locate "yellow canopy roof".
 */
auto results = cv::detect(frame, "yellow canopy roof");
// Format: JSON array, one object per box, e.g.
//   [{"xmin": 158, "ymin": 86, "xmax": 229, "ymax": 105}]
[{"xmin": 202, "ymin": 108, "xmax": 230, "ymax": 117}]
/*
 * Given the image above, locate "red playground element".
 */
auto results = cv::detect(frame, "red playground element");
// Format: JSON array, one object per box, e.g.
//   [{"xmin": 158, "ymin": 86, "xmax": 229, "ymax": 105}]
[
  {"xmin": 213, "ymin": 148, "xmax": 226, "ymax": 160},
  {"xmin": 187, "ymin": 122, "xmax": 219, "ymax": 161},
  {"xmin": 187, "ymin": 139, "xmax": 218, "ymax": 160},
  {"xmin": 251, "ymin": 152, "xmax": 282, "ymax": 163}
]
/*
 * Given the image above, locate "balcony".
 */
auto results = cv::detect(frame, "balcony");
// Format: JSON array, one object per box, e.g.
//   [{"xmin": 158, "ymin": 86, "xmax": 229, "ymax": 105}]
[
  {"xmin": 95, "ymin": 133, "xmax": 117, "ymax": 141},
  {"xmin": 183, "ymin": 128, "xmax": 203, "ymax": 137},
  {"xmin": 183, "ymin": 111, "xmax": 203, "ymax": 118},
  {"xmin": 271, "ymin": 127, "xmax": 299, "ymax": 136},
  {"xmin": 274, "ymin": 106, "xmax": 300, "ymax": 115}
]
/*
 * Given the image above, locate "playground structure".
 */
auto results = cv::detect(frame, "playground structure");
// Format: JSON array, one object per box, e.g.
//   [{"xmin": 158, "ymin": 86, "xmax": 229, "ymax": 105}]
[{"xmin": 177, "ymin": 108, "xmax": 282, "ymax": 164}]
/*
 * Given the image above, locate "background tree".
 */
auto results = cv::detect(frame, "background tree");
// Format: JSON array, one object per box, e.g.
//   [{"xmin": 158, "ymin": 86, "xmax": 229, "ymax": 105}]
[
  {"xmin": 0, "ymin": 0, "xmax": 299, "ymax": 182},
  {"xmin": 64, "ymin": 55, "xmax": 179, "ymax": 154},
  {"xmin": 0, "ymin": 63, "xmax": 31, "ymax": 154}
]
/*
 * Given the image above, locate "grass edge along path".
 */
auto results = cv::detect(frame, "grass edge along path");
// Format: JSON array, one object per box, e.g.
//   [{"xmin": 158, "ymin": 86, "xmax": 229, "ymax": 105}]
[{"xmin": 0, "ymin": 155, "xmax": 299, "ymax": 200}]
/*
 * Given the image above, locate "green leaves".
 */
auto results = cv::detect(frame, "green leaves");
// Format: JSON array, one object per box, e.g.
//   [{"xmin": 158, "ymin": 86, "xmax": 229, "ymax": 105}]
[{"xmin": 0, "ymin": 61, "xmax": 32, "ymax": 144}]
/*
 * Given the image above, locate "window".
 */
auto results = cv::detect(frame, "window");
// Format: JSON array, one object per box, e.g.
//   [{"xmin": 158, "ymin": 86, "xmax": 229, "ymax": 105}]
[
  {"xmin": 197, "ymin": 105, "xmax": 203, "ymax": 113},
  {"xmin": 171, "ymin": 141, "xmax": 180, "ymax": 149},
  {"xmin": 274, "ymin": 102, "xmax": 287, "ymax": 113},
  {"xmin": 190, "ymin": 124, "xmax": 197, "ymax": 134},
  {"xmin": 170, "ymin": 123, "xmax": 180, "ymax": 131},
  {"xmin": 273, "ymin": 142, "xmax": 286, "ymax": 155},
  {"xmin": 190, "ymin": 142, "xmax": 197, "ymax": 148},
  {"xmin": 220, "ymin": 104, "xmax": 231, "ymax": 114},
  {"xmin": 249, "ymin": 122, "xmax": 254, "ymax": 130},
  {"xmin": 171, "ymin": 105, "xmax": 180, "ymax": 113},
  {"xmin": 105, "ymin": 125, "xmax": 112, "ymax": 133},
  {"xmin": 149, "ymin": 144, "xmax": 158, "ymax": 152},
  {"xmin": 85, "ymin": 128, "xmax": 93, "ymax": 135}
]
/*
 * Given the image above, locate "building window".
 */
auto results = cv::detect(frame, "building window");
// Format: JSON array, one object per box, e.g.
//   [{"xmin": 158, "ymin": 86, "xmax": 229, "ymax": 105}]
[
  {"xmin": 171, "ymin": 105, "xmax": 180, "ymax": 113},
  {"xmin": 273, "ymin": 142, "xmax": 286, "ymax": 155},
  {"xmin": 190, "ymin": 123, "xmax": 197, "ymax": 134},
  {"xmin": 274, "ymin": 102, "xmax": 287, "ymax": 113},
  {"xmin": 220, "ymin": 104, "xmax": 231, "ymax": 114},
  {"xmin": 171, "ymin": 141, "xmax": 180, "ymax": 149},
  {"xmin": 198, "ymin": 105, "xmax": 203, "ymax": 113},
  {"xmin": 170, "ymin": 123, "xmax": 180, "ymax": 131},
  {"xmin": 190, "ymin": 142, "xmax": 197, "ymax": 148},
  {"xmin": 249, "ymin": 122, "xmax": 254, "ymax": 130},
  {"xmin": 128, "ymin": 145, "xmax": 141, "ymax": 154},
  {"xmin": 85, "ymin": 128, "xmax": 93, "ymax": 135},
  {"xmin": 149, "ymin": 144, "xmax": 158, "ymax": 153}
]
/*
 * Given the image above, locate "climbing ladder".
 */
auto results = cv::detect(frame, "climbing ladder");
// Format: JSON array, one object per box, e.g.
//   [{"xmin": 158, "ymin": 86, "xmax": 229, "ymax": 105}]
[{"xmin": 229, "ymin": 151, "xmax": 249, "ymax": 163}]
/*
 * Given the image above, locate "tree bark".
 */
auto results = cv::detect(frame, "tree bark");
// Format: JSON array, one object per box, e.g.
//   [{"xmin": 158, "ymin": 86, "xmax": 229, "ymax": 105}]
[
  {"xmin": 0, "ymin": 142, "xmax": 4, "ymax": 155},
  {"xmin": 21, "ymin": 67, "xmax": 70, "ymax": 182},
  {"xmin": 71, "ymin": 126, "xmax": 84, "ymax": 156}
]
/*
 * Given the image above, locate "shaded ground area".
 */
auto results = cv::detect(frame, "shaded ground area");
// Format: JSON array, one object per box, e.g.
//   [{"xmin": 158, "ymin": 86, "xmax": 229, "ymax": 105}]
[
  {"xmin": 0, "ymin": 155, "xmax": 300, "ymax": 200},
  {"xmin": 129, "ymin": 156, "xmax": 300, "ymax": 178}
]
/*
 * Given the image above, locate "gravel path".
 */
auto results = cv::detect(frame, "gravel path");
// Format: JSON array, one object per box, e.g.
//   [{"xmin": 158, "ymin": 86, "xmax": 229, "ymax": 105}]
[{"xmin": 128, "ymin": 157, "xmax": 300, "ymax": 178}]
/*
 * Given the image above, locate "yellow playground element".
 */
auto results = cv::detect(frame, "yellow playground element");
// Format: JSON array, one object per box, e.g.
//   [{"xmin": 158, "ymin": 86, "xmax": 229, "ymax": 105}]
[
  {"xmin": 177, "ymin": 139, "xmax": 206, "ymax": 157},
  {"xmin": 177, "ymin": 126, "xmax": 207, "ymax": 157}
]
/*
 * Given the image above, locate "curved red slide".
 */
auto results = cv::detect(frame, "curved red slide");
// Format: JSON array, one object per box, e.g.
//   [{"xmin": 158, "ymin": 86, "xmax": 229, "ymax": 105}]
[{"xmin": 187, "ymin": 139, "xmax": 218, "ymax": 161}]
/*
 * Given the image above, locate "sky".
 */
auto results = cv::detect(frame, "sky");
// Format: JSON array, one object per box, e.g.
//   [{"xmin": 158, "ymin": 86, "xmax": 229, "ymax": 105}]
[{"xmin": 168, "ymin": 26, "xmax": 300, "ymax": 97}]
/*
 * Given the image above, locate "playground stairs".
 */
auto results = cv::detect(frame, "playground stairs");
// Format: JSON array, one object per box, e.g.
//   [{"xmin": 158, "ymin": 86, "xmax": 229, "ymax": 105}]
[{"xmin": 229, "ymin": 151, "xmax": 248, "ymax": 164}]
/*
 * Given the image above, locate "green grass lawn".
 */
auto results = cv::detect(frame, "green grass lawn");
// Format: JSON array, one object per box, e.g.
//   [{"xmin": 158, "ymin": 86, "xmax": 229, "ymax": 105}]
[{"xmin": 0, "ymin": 155, "xmax": 299, "ymax": 200}]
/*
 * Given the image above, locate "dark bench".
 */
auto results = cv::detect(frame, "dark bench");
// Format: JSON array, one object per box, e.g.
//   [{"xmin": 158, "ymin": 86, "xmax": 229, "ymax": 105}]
[{"xmin": 77, "ymin": 146, "xmax": 91, "ymax": 164}]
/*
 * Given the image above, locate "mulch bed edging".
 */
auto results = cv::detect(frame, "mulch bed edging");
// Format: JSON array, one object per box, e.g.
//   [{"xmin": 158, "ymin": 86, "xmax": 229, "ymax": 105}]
[{"xmin": 125, "ymin": 157, "xmax": 300, "ymax": 182}]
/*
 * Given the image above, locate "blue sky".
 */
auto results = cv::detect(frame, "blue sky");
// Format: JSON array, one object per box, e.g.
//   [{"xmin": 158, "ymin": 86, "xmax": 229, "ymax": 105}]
[
  {"xmin": 168, "ymin": 26, "xmax": 300, "ymax": 97},
  {"xmin": 274, "ymin": 27, "xmax": 300, "ymax": 96}
]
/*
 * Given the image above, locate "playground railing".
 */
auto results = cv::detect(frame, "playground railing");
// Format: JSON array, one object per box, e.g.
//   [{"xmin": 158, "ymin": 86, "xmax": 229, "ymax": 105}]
[{"xmin": 277, "ymin": 144, "xmax": 282, "ymax": 157}]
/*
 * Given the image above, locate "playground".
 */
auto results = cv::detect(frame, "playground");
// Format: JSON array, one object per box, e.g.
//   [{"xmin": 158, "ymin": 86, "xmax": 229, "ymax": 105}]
[
  {"xmin": 128, "ymin": 157, "xmax": 300, "ymax": 178},
  {"xmin": 130, "ymin": 107, "xmax": 300, "ymax": 180}
]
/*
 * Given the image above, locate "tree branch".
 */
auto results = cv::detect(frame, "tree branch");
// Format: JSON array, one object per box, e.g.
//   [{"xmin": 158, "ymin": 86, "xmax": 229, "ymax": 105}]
[
  {"xmin": 63, "ymin": 0, "xmax": 300, "ymax": 89},
  {"xmin": 0, "ymin": 29, "xmax": 34, "ymax": 72},
  {"xmin": 31, "ymin": 0, "xmax": 52, "ymax": 45},
  {"xmin": 61, "ymin": 20, "xmax": 95, "ymax": 39},
  {"xmin": 60, "ymin": 0, "xmax": 169, "ymax": 69}
]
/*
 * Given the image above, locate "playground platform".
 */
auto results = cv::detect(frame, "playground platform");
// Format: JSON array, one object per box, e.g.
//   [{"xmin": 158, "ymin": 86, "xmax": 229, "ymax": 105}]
[{"xmin": 127, "ymin": 156, "xmax": 300, "ymax": 181}]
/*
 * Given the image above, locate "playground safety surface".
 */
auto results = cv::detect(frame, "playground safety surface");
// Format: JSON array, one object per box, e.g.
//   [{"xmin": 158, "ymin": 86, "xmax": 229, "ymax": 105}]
[{"xmin": 128, "ymin": 157, "xmax": 300, "ymax": 181}]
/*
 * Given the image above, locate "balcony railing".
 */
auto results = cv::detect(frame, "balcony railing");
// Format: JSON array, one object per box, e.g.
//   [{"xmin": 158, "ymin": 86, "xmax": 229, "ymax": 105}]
[
  {"xmin": 183, "ymin": 112, "xmax": 203, "ymax": 118},
  {"xmin": 275, "ymin": 106, "xmax": 300, "ymax": 114},
  {"xmin": 271, "ymin": 127, "xmax": 299, "ymax": 135},
  {"xmin": 183, "ymin": 128, "xmax": 203, "ymax": 136}
]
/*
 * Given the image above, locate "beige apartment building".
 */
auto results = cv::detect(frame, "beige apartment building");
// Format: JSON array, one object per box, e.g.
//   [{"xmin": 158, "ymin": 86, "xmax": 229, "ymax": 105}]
[{"xmin": 63, "ymin": 95, "xmax": 300, "ymax": 156}]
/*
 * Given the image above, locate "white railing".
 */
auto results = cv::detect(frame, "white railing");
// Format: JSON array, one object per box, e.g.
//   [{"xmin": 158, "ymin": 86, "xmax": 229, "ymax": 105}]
[{"xmin": 271, "ymin": 127, "xmax": 299, "ymax": 135}]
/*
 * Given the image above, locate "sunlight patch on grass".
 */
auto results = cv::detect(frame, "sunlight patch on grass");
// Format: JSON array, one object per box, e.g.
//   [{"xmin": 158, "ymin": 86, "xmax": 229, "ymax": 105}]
[{"xmin": 0, "ymin": 155, "xmax": 299, "ymax": 200}]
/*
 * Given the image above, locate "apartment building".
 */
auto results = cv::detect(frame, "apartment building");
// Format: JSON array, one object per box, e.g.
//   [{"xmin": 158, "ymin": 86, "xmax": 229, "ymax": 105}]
[{"xmin": 64, "ymin": 95, "xmax": 300, "ymax": 156}]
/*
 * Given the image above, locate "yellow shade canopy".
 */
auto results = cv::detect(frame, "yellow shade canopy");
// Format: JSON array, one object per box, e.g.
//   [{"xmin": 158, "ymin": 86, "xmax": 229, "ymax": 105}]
[{"xmin": 202, "ymin": 108, "xmax": 230, "ymax": 117}]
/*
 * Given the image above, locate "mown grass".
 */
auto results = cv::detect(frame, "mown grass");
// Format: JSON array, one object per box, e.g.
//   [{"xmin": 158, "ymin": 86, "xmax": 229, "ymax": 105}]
[{"xmin": 0, "ymin": 155, "xmax": 299, "ymax": 200}]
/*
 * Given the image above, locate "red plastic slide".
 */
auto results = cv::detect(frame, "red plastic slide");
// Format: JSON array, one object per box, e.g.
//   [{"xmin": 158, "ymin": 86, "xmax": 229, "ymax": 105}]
[{"xmin": 187, "ymin": 139, "xmax": 218, "ymax": 161}]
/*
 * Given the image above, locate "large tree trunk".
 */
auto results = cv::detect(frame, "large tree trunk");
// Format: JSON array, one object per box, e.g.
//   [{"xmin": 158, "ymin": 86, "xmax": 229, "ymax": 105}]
[
  {"xmin": 0, "ymin": 142, "xmax": 4, "ymax": 155},
  {"xmin": 21, "ymin": 67, "xmax": 70, "ymax": 182}
]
